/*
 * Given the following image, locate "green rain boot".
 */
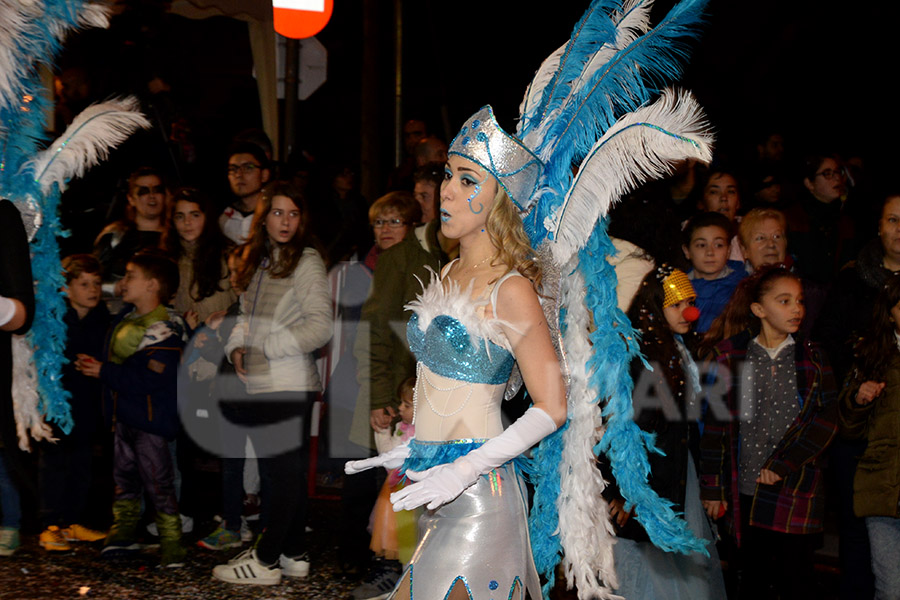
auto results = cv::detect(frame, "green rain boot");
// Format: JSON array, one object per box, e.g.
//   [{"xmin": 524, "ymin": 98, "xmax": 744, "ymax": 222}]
[
  {"xmin": 156, "ymin": 512, "xmax": 186, "ymax": 568},
  {"xmin": 101, "ymin": 499, "xmax": 141, "ymax": 557}
]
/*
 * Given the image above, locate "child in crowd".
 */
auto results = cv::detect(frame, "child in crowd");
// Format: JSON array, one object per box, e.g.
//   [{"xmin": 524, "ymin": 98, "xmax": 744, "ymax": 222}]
[
  {"xmin": 76, "ymin": 252, "xmax": 187, "ymax": 568},
  {"xmin": 351, "ymin": 377, "xmax": 417, "ymax": 600},
  {"xmin": 838, "ymin": 273, "xmax": 900, "ymax": 600},
  {"xmin": 38, "ymin": 255, "xmax": 110, "ymax": 552},
  {"xmin": 694, "ymin": 169, "xmax": 744, "ymax": 261},
  {"xmin": 682, "ymin": 211, "xmax": 746, "ymax": 333},
  {"xmin": 699, "ymin": 264, "xmax": 838, "ymax": 599},
  {"xmin": 603, "ymin": 268, "xmax": 725, "ymax": 599}
]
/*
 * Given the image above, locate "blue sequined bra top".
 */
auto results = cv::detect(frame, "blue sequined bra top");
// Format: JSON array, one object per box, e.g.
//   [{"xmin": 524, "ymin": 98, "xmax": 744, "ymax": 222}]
[{"xmin": 405, "ymin": 268, "xmax": 519, "ymax": 386}]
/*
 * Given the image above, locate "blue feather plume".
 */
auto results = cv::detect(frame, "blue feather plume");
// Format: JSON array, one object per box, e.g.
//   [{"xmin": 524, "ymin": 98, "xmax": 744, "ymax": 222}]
[
  {"xmin": 581, "ymin": 223, "xmax": 707, "ymax": 555},
  {"xmin": 518, "ymin": 0, "xmax": 621, "ymax": 136},
  {"xmin": 526, "ymin": 0, "xmax": 708, "ymax": 249}
]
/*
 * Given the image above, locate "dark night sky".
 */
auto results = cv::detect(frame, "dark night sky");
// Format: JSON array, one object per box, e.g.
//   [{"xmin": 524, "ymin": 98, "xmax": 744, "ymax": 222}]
[
  {"xmin": 305, "ymin": 0, "xmax": 900, "ymax": 195},
  {"xmin": 59, "ymin": 1, "xmax": 900, "ymax": 202}
]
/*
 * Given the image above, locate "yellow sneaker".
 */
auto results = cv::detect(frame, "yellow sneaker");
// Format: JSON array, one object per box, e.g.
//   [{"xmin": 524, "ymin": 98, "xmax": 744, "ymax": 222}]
[
  {"xmin": 39, "ymin": 526, "xmax": 72, "ymax": 552},
  {"xmin": 63, "ymin": 524, "xmax": 107, "ymax": 543}
]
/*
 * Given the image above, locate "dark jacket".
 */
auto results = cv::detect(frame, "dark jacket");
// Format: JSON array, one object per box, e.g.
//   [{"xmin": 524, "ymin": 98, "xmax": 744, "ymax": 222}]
[
  {"xmin": 100, "ymin": 305, "xmax": 185, "ymax": 440},
  {"xmin": 815, "ymin": 238, "xmax": 894, "ymax": 382},
  {"xmin": 349, "ymin": 220, "xmax": 449, "ymax": 449},
  {"xmin": 603, "ymin": 346, "xmax": 699, "ymax": 542},
  {"xmin": 786, "ymin": 193, "xmax": 858, "ymax": 285},
  {"xmin": 699, "ymin": 330, "xmax": 838, "ymax": 544},
  {"xmin": 61, "ymin": 301, "xmax": 110, "ymax": 440},
  {"xmin": 839, "ymin": 352, "xmax": 900, "ymax": 518}
]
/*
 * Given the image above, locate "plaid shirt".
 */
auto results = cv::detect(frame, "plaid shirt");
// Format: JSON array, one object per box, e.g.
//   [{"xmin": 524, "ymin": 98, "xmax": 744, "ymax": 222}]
[{"xmin": 699, "ymin": 330, "xmax": 838, "ymax": 544}]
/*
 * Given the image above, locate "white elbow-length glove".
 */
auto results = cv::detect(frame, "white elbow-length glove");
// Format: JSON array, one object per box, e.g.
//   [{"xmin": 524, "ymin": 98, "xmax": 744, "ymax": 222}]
[
  {"xmin": 0, "ymin": 296, "xmax": 16, "ymax": 328},
  {"xmin": 390, "ymin": 407, "xmax": 557, "ymax": 512},
  {"xmin": 344, "ymin": 440, "xmax": 412, "ymax": 474}
]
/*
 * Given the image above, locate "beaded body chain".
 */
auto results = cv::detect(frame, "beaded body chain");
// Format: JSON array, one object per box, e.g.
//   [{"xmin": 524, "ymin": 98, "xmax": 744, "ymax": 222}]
[{"xmin": 412, "ymin": 362, "xmax": 475, "ymax": 425}]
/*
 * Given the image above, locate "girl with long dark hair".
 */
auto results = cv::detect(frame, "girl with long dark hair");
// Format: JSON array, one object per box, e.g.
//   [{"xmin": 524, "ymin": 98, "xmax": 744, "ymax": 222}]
[
  {"xmin": 162, "ymin": 187, "xmax": 235, "ymax": 330},
  {"xmin": 604, "ymin": 267, "xmax": 725, "ymax": 598},
  {"xmin": 699, "ymin": 264, "xmax": 838, "ymax": 598},
  {"xmin": 212, "ymin": 181, "xmax": 332, "ymax": 585}
]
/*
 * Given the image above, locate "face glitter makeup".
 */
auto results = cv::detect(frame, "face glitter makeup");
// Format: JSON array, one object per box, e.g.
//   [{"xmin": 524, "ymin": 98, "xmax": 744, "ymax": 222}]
[{"xmin": 467, "ymin": 183, "xmax": 484, "ymax": 214}]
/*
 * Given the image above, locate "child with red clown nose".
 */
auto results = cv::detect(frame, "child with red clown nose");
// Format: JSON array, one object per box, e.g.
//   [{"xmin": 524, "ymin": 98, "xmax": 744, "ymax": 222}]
[{"xmin": 601, "ymin": 266, "xmax": 725, "ymax": 599}]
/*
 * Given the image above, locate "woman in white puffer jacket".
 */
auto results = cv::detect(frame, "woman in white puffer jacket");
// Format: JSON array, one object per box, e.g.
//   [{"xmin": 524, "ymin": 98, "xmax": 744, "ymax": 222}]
[{"xmin": 214, "ymin": 181, "xmax": 332, "ymax": 586}]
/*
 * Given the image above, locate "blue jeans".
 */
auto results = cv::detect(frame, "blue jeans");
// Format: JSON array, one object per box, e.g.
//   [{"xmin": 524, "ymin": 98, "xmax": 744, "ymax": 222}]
[
  {"xmin": 0, "ymin": 449, "xmax": 21, "ymax": 529},
  {"xmin": 867, "ymin": 516, "xmax": 900, "ymax": 600}
]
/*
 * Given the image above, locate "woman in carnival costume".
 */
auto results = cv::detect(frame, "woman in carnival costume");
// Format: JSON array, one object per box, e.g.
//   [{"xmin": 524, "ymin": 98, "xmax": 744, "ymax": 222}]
[{"xmin": 347, "ymin": 0, "xmax": 716, "ymax": 598}]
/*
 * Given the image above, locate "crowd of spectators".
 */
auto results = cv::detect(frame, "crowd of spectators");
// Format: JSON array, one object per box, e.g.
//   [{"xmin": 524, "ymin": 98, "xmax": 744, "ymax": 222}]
[{"xmin": 2, "ymin": 104, "xmax": 899, "ymax": 599}]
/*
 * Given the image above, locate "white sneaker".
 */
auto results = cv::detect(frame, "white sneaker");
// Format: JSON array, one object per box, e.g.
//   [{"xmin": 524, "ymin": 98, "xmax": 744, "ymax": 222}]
[
  {"xmin": 279, "ymin": 553, "xmax": 310, "ymax": 578},
  {"xmin": 213, "ymin": 549, "xmax": 281, "ymax": 585}
]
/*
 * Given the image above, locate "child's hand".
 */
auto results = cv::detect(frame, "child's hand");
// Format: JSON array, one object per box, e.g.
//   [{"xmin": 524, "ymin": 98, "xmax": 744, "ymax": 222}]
[
  {"xmin": 205, "ymin": 309, "xmax": 227, "ymax": 331},
  {"xmin": 75, "ymin": 353, "xmax": 102, "ymax": 378},
  {"xmin": 184, "ymin": 310, "xmax": 200, "ymax": 330},
  {"xmin": 370, "ymin": 407, "xmax": 397, "ymax": 432},
  {"xmin": 756, "ymin": 468, "xmax": 783, "ymax": 485},
  {"xmin": 608, "ymin": 497, "xmax": 634, "ymax": 528},
  {"xmin": 231, "ymin": 348, "xmax": 248, "ymax": 382},
  {"xmin": 702, "ymin": 499, "xmax": 728, "ymax": 519},
  {"xmin": 855, "ymin": 381, "xmax": 886, "ymax": 406},
  {"xmin": 193, "ymin": 331, "xmax": 209, "ymax": 349}
]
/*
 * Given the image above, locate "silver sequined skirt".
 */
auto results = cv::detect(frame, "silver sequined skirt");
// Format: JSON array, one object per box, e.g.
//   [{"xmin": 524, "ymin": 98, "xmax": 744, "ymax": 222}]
[{"xmin": 389, "ymin": 463, "xmax": 541, "ymax": 600}]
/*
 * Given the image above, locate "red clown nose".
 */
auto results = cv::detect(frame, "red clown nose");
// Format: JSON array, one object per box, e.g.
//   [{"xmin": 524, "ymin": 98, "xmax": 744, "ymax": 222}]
[{"xmin": 682, "ymin": 306, "xmax": 700, "ymax": 323}]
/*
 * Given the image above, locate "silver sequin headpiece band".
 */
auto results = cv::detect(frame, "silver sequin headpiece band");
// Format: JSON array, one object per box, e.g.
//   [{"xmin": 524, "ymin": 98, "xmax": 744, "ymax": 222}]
[{"xmin": 448, "ymin": 105, "xmax": 543, "ymax": 212}]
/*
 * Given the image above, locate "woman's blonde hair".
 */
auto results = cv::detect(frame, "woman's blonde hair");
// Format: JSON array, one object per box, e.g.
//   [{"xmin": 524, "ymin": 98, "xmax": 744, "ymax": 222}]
[{"xmin": 485, "ymin": 186, "xmax": 542, "ymax": 291}]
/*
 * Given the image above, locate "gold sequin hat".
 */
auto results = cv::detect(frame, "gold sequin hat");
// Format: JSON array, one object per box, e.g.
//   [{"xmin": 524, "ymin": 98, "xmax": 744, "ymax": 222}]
[
  {"xmin": 448, "ymin": 105, "xmax": 543, "ymax": 212},
  {"xmin": 662, "ymin": 268, "xmax": 696, "ymax": 308}
]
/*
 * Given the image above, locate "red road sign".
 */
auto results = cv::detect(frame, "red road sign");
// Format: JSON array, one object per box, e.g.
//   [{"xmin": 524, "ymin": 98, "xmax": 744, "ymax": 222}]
[{"xmin": 273, "ymin": 0, "xmax": 334, "ymax": 39}]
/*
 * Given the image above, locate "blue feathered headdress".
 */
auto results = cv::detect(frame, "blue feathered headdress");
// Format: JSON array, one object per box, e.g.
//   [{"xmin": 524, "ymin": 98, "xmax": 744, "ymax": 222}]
[{"xmin": 453, "ymin": 1, "xmax": 717, "ymax": 598}]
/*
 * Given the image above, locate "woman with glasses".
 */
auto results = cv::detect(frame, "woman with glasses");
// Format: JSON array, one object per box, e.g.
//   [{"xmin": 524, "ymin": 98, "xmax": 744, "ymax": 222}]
[
  {"xmin": 786, "ymin": 153, "xmax": 857, "ymax": 285},
  {"xmin": 364, "ymin": 192, "xmax": 421, "ymax": 271}
]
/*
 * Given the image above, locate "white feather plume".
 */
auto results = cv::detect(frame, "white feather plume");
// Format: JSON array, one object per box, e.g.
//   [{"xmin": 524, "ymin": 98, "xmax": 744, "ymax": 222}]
[
  {"xmin": 77, "ymin": 2, "xmax": 111, "ymax": 29},
  {"xmin": 557, "ymin": 265, "xmax": 622, "ymax": 600},
  {"xmin": 405, "ymin": 268, "xmax": 516, "ymax": 353},
  {"xmin": 0, "ymin": 1, "xmax": 110, "ymax": 111},
  {"xmin": 0, "ymin": 0, "xmax": 39, "ymax": 111},
  {"xmin": 548, "ymin": 88, "xmax": 713, "ymax": 265},
  {"xmin": 517, "ymin": 41, "xmax": 567, "ymax": 134},
  {"xmin": 25, "ymin": 96, "xmax": 150, "ymax": 194},
  {"xmin": 46, "ymin": 2, "xmax": 110, "ymax": 42},
  {"xmin": 11, "ymin": 334, "xmax": 56, "ymax": 452}
]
